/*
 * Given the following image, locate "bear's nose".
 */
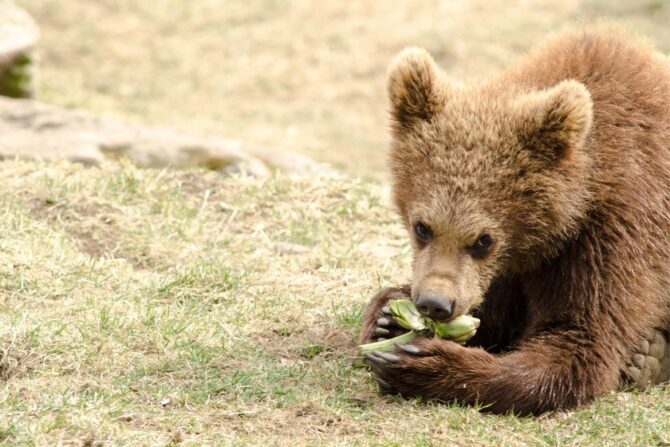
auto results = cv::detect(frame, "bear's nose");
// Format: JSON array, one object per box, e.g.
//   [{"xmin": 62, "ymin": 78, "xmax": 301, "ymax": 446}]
[{"xmin": 416, "ymin": 292, "xmax": 454, "ymax": 321}]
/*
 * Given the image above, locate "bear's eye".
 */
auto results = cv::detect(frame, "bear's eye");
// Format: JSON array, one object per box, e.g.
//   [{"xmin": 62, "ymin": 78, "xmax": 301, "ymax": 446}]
[
  {"xmin": 413, "ymin": 221, "xmax": 433, "ymax": 245},
  {"xmin": 468, "ymin": 234, "xmax": 494, "ymax": 259}
]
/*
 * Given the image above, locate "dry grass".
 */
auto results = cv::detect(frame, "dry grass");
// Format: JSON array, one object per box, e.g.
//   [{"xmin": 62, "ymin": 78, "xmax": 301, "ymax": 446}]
[
  {"xmin": 18, "ymin": 0, "xmax": 670, "ymax": 176},
  {"xmin": 1, "ymin": 160, "xmax": 670, "ymax": 446},
  {"xmin": 5, "ymin": 2, "xmax": 670, "ymax": 445}
]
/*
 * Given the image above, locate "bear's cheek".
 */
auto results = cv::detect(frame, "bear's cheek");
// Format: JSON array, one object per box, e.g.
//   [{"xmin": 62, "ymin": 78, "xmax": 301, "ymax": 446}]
[{"xmin": 457, "ymin": 261, "xmax": 493, "ymax": 312}]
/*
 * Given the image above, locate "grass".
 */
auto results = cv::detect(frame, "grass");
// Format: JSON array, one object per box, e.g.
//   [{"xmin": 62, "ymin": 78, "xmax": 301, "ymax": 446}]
[
  {"xmin": 1, "ymin": 159, "xmax": 670, "ymax": 446},
  {"xmin": 5, "ymin": 1, "xmax": 670, "ymax": 445},
  {"xmin": 18, "ymin": 0, "xmax": 670, "ymax": 176}
]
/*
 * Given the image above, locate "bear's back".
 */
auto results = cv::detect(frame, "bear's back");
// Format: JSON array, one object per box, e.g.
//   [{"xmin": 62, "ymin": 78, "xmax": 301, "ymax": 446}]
[
  {"xmin": 500, "ymin": 25, "xmax": 670, "ymax": 202},
  {"xmin": 505, "ymin": 25, "xmax": 670, "ymax": 122}
]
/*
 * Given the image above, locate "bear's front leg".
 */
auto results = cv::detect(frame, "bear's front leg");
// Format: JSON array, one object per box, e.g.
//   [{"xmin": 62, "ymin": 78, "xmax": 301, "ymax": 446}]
[
  {"xmin": 365, "ymin": 337, "xmax": 499, "ymax": 404},
  {"xmin": 365, "ymin": 332, "xmax": 618, "ymax": 414},
  {"xmin": 361, "ymin": 285, "xmax": 412, "ymax": 344}
]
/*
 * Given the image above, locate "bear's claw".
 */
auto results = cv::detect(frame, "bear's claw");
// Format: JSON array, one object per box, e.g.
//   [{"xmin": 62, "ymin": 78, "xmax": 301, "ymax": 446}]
[
  {"xmin": 374, "ymin": 327, "xmax": 391, "ymax": 337},
  {"xmin": 394, "ymin": 343, "xmax": 423, "ymax": 355},
  {"xmin": 365, "ymin": 350, "xmax": 401, "ymax": 367},
  {"xmin": 371, "ymin": 374, "xmax": 394, "ymax": 393},
  {"xmin": 361, "ymin": 286, "xmax": 413, "ymax": 344},
  {"xmin": 367, "ymin": 306, "xmax": 408, "ymax": 343},
  {"xmin": 376, "ymin": 317, "xmax": 393, "ymax": 327}
]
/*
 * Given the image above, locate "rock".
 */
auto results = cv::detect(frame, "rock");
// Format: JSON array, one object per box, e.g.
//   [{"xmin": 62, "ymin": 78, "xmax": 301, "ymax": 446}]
[
  {"xmin": 0, "ymin": 1, "xmax": 38, "ymax": 98},
  {"xmin": 244, "ymin": 143, "xmax": 335, "ymax": 176},
  {"xmin": 0, "ymin": 97, "xmax": 333, "ymax": 176},
  {"xmin": 0, "ymin": 4, "xmax": 332, "ymax": 176},
  {"xmin": 99, "ymin": 128, "xmax": 271, "ymax": 177}
]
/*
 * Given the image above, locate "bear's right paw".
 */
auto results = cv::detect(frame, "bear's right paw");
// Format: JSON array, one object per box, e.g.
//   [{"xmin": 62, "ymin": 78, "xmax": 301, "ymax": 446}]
[
  {"xmin": 361, "ymin": 286, "xmax": 412, "ymax": 344},
  {"xmin": 361, "ymin": 305, "xmax": 408, "ymax": 344},
  {"xmin": 372, "ymin": 305, "xmax": 408, "ymax": 340}
]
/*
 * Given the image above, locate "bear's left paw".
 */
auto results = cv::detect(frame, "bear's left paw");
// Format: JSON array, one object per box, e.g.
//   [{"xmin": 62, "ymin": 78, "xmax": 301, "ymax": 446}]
[{"xmin": 364, "ymin": 337, "xmax": 459, "ymax": 398}]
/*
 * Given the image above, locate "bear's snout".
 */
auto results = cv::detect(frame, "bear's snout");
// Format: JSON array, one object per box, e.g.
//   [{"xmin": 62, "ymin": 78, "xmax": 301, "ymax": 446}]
[{"xmin": 416, "ymin": 291, "xmax": 454, "ymax": 321}]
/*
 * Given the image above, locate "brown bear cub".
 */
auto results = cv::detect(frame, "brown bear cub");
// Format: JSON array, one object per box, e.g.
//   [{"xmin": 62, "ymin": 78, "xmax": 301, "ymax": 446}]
[{"xmin": 362, "ymin": 26, "xmax": 670, "ymax": 415}]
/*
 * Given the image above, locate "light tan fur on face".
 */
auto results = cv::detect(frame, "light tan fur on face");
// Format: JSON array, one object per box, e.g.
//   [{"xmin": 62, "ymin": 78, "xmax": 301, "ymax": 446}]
[
  {"xmin": 388, "ymin": 42, "xmax": 595, "ymax": 316},
  {"xmin": 409, "ymin": 197, "xmax": 501, "ymax": 318}
]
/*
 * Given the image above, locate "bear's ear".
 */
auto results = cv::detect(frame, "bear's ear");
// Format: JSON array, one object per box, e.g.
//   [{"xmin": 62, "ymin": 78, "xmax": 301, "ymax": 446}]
[
  {"xmin": 387, "ymin": 47, "xmax": 449, "ymax": 132},
  {"xmin": 513, "ymin": 80, "xmax": 593, "ymax": 163}
]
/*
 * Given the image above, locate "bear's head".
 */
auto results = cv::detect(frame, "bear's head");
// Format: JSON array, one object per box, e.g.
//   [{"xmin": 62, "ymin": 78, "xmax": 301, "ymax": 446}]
[{"xmin": 387, "ymin": 48, "xmax": 594, "ymax": 321}]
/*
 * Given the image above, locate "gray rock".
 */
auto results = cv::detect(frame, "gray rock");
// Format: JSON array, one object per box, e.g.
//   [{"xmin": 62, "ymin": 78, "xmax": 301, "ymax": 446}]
[
  {"xmin": 0, "ymin": 1, "xmax": 38, "ymax": 98},
  {"xmin": 0, "ymin": 97, "xmax": 333, "ymax": 176}
]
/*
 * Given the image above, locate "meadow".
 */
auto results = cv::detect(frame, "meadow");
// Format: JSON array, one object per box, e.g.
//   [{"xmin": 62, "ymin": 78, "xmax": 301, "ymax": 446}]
[
  {"xmin": 2, "ymin": 160, "xmax": 670, "ymax": 445},
  {"xmin": 3, "ymin": 0, "xmax": 670, "ymax": 445}
]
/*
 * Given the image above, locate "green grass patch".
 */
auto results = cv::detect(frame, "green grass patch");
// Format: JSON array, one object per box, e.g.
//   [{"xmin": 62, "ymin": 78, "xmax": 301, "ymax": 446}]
[{"xmin": 2, "ymin": 160, "xmax": 670, "ymax": 445}]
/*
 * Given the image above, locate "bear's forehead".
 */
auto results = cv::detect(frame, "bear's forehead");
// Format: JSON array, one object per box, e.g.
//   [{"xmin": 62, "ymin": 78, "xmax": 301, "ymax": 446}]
[
  {"xmin": 393, "ymin": 143, "xmax": 526, "ymax": 220},
  {"xmin": 405, "ymin": 164, "xmax": 516, "ymax": 208},
  {"xmin": 432, "ymin": 101, "xmax": 517, "ymax": 151},
  {"xmin": 406, "ymin": 127, "xmax": 525, "ymax": 181},
  {"xmin": 391, "ymin": 92, "xmax": 533, "ymax": 216},
  {"xmin": 405, "ymin": 94, "xmax": 530, "ymax": 172}
]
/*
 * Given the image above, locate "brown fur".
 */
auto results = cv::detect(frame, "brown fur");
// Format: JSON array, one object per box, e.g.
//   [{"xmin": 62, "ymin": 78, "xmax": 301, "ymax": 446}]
[{"xmin": 362, "ymin": 25, "xmax": 670, "ymax": 414}]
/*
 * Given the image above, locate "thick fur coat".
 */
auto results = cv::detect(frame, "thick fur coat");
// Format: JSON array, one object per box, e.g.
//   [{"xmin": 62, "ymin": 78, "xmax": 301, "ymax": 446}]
[{"xmin": 362, "ymin": 26, "xmax": 670, "ymax": 414}]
